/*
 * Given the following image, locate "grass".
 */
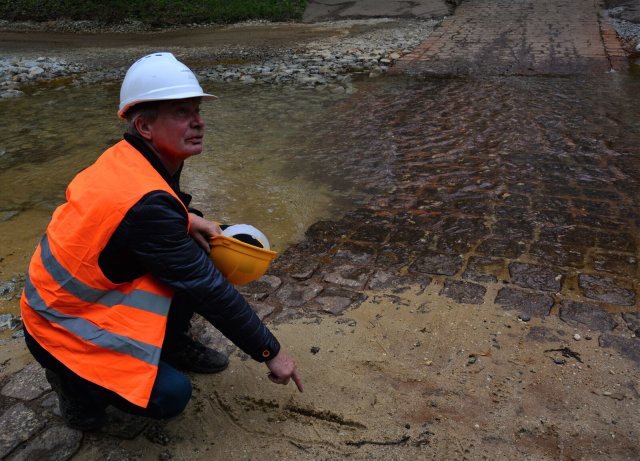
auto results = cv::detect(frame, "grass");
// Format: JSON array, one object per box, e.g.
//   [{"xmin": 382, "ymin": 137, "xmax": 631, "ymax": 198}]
[{"xmin": 0, "ymin": 0, "xmax": 307, "ymax": 25}]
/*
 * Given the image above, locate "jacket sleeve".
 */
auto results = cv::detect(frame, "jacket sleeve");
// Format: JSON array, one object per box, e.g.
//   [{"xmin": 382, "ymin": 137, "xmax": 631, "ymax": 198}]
[{"xmin": 116, "ymin": 190, "xmax": 280, "ymax": 362}]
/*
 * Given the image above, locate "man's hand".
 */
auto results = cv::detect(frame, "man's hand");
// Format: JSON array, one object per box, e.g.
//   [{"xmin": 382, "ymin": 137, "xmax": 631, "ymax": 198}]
[
  {"xmin": 188, "ymin": 213, "xmax": 221, "ymax": 252},
  {"xmin": 266, "ymin": 350, "xmax": 304, "ymax": 392}
]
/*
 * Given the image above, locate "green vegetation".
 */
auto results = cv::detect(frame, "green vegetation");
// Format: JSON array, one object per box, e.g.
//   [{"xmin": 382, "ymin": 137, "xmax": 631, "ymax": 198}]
[{"xmin": 0, "ymin": 0, "xmax": 307, "ymax": 25}]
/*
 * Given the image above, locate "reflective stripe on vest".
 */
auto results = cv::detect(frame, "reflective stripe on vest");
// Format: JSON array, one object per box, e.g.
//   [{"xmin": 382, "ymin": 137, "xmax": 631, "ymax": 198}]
[
  {"xmin": 20, "ymin": 139, "xmax": 188, "ymax": 407},
  {"xmin": 39, "ymin": 234, "xmax": 170, "ymax": 317},
  {"xmin": 23, "ymin": 274, "xmax": 161, "ymax": 365}
]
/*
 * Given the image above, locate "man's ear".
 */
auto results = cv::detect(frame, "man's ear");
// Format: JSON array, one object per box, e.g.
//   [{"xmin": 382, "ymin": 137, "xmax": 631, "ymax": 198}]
[{"xmin": 133, "ymin": 116, "xmax": 153, "ymax": 141}]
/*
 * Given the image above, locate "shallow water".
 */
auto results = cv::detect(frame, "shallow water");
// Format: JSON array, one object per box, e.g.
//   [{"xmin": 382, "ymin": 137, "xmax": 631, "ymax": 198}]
[
  {"xmin": 1, "ymin": 72, "xmax": 639, "ymax": 317},
  {"xmin": 0, "ymin": 82, "xmax": 360, "ymax": 314}
]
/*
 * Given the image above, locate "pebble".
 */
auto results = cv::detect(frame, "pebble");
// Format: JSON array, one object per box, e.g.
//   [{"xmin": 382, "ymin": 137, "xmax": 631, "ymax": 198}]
[
  {"xmin": 0, "ymin": 19, "xmax": 439, "ymax": 98},
  {"xmin": 573, "ymin": 333, "xmax": 581, "ymax": 341}
]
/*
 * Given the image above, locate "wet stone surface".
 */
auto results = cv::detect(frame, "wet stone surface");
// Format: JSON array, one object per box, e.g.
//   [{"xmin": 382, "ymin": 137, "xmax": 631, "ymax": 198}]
[
  {"xmin": 558, "ymin": 300, "xmax": 619, "ymax": 332},
  {"xmin": 494, "ymin": 287, "xmax": 554, "ymax": 318},
  {"xmin": 508, "ymin": 262, "xmax": 565, "ymax": 293},
  {"xmin": 599, "ymin": 334, "xmax": 640, "ymax": 364},
  {"xmin": 410, "ymin": 250, "xmax": 464, "ymax": 276},
  {"xmin": 578, "ymin": 273, "xmax": 636, "ymax": 306},
  {"xmin": 439, "ymin": 279, "xmax": 486, "ymax": 305}
]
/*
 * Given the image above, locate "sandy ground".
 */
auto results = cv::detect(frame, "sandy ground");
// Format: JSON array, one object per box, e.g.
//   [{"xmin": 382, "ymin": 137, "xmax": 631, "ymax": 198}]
[
  {"xmin": 75, "ymin": 284, "xmax": 640, "ymax": 460},
  {"xmin": 1, "ymin": 15, "xmax": 640, "ymax": 461}
]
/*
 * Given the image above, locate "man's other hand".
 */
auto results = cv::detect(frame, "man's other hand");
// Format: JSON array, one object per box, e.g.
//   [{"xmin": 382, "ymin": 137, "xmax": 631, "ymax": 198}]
[{"xmin": 188, "ymin": 213, "xmax": 221, "ymax": 252}]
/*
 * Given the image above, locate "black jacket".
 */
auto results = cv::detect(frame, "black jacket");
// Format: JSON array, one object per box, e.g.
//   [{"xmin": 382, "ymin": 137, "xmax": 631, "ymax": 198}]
[{"xmin": 97, "ymin": 133, "xmax": 280, "ymax": 362}]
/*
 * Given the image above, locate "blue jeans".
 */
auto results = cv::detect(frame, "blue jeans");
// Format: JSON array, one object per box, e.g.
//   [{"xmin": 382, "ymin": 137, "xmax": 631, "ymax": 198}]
[{"xmin": 24, "ymin": 297, "xmax": 195, "ymax": 419}]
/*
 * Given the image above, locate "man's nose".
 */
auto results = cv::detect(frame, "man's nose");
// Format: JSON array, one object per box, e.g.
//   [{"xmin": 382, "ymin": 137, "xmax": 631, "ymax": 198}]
[{"xmin": 191, "ymin": 113, "xmax": 204, "ymax": 128}]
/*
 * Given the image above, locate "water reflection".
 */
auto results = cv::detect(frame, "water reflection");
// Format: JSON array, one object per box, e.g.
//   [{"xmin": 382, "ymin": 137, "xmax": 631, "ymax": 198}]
[
  {"xmin": 2, "ymin": 72, "xmax": 638, "ymax": 316},
  {"xmin": 0, "ymin": 81, "xmax": 359, "ymax": 313}
]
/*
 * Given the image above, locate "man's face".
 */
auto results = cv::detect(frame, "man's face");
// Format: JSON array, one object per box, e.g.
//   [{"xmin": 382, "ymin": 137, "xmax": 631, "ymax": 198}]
[{"xmin": 147, "ymin": 98, "xmax": 205, "ymax": 162}]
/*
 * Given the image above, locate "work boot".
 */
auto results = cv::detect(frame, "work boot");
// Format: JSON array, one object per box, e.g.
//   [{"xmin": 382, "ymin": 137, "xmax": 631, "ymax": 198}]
[
  {"xmin": 45, "ymin": 369, "xmax": 106, "ymax": 432},
  {"xmin": 162, "ymin": 335, "xmax": 229, "ymax": 373}
]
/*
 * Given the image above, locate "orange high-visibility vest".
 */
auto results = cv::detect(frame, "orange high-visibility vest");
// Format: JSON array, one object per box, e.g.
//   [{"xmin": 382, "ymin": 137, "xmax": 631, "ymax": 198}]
[{"xmin": 21, "ymin": 140, "xmax": 189, "ymax": 407}]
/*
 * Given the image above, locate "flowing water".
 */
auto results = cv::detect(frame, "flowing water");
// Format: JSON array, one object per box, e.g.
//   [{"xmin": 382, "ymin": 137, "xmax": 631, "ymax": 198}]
[
  {"xmin": 0, "ymin": 82, "xmax": 361, "ymax": 315},
  {"xmin": 1, "ymin": 72, "xmax": 639, "ymax": 318}
]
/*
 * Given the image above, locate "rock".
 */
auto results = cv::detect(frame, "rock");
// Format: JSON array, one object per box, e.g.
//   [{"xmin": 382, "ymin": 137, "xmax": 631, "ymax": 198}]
[
  {"xmin": 599, "ymin": 334, "xmax": 640, "ymax": 365},
  {"xmin": 316, "ymin": 296, "xmax": 353, "ymax": 314},
  {"xmin": 323, "ymin": 264, "xmax": 372, "ymax": 289},
  {"xmin": 411, "ymin": 250, "xmax": 464, "ymax": 276},
  {"xmin": 495, "ymin": 287, "xmax": 554, "ymax": 318},
  {"xmin": 1, "ymin": 362, "xmax": 50, "ymax": 400},
  {"xmin": 578, "ymin": 274, "xmax": 635, "ymax": 306},
  {"xmin": 439, "ymin": 279, "xmax": 486, "ymax": 304},
  {"xmin": 559, "ymin": 300, "xmax": 618, "ymax": 331},
  {"xmin": 275, "ymin": 281, "xmax": 324, "ymax": 307},
  {"xmin": 10, "ymin": 425, "xmax": 82, "ymax": 461},
  {"xmin": 508, "ymin": 262, "xmax": 564, "ymax": 292},
  {"xmin": 0, "ymin": 403, "xmax": 47, "ymax": 459}
]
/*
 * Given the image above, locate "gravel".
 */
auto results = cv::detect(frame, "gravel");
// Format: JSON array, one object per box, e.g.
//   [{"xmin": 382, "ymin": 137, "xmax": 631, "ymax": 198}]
[
  {"xmin": 1, "ymin": 9, "xmax": 638, "ymax": 99},
  {"xmin": 0, "ymin": 18, "xmax": 440, "ymax": 99}
]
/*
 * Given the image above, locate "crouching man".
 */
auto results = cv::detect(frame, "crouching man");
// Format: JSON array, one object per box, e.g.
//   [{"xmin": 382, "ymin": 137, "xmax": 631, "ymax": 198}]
[{"xmin": 20, "ymin": 52, "xmax": 303, "ymax": 431}]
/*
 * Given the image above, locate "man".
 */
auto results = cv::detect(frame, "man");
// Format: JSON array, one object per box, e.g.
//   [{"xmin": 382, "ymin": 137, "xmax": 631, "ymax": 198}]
[{"xmin": 20, "ymin": 52, "xmax": 303, "ymax": 431}]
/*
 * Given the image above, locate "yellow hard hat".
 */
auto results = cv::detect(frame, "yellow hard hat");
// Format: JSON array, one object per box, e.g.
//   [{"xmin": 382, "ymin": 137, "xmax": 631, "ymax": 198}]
[{"xmin": 209, "ymin": 225, "xmax": 277, "ymax": 285}]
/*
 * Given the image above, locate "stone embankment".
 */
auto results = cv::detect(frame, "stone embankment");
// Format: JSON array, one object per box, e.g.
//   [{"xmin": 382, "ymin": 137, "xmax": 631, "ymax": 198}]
[{"xmin": 0, "ymin": 18, "xmax": 439, "ymax": 99}]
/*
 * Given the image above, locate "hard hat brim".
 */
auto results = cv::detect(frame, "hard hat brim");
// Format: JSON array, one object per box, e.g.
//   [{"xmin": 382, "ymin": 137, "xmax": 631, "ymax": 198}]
[
  {"xmin": 209, "ymin": 235, "xmax": 277, "ymax": 285},
  {"xmin": 117, "ymin": 93, "xmax": 217, "ymax": 120}
]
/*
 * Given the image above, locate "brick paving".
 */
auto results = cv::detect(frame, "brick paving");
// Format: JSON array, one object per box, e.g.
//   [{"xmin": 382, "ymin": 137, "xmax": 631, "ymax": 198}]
[{"xmin": 392, "ymin": 0, "xmax": 629, "ymax": 76}]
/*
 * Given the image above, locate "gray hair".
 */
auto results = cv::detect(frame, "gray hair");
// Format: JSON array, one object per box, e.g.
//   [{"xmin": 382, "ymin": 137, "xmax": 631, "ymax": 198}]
[{"xmin": 124, "ymin": 101, "xmax": 160, "ymax": 135}]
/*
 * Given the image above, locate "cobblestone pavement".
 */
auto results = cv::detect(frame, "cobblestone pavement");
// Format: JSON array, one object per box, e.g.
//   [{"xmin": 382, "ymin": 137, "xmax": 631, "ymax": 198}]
[{"xmin": 393, "ymin": 0, "xmax": 629, "ymax": 75}]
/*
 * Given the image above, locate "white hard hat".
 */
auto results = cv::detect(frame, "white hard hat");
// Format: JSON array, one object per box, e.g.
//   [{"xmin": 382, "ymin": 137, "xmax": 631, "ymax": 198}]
[
  {"xmin": 222, "ymin": 224, "xmax": 271, "ymax": 250},
  {"xmin": 118, "ymin": 52, "xmax": 216, "ymax": 119}
]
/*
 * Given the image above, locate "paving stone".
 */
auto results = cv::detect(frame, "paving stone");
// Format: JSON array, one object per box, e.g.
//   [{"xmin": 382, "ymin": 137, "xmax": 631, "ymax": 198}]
[
  {"xmin": 305, "ymin": 219, "xmax": 354, "ymax": 241},
  {"xmin": 275, "ymin": 281, "xmax": 324, "ymax": 307},
  {"xmin": 10, "ymin": 424, "xmax": 82, "ymax": 461},
  {"xmin": 462, "ymin": 256, "xmax": 505, "ymax": 283},
  {"xmin": 386, "ymin": 225, "xmax": 428, "ymax": 244},
  {"xmin": 596, "ymin": 232, "xmax": 636, "ymax": 252},
  {"xmin": 559, "ymin": 300, "xmax": 618, "ymax": 331},
  {"xmin": 0, "ymin": 402, "xmax": 47, "ymax": 459},
  {"xmin": 350, "ymin": 225, "xmax": 392, "ymax": 243},
  {"xmin": 592, "ymin": 252, "xmax": 638, "ymax": 277},
  {"xmin": 368, "ymin": 270, "xmax": 431, "ymax": 294},
  {"xmin": 440, "ymin": 279, "xmax": 486, "ymax": 304},
  {"xmin": 376, "ymin": 244, "xmax": 416, "ymax": 268},
  {"xmin": 1, "ymin": 361, "xmax": 50, "ymax": 400},
  {"xmin": 495, "ymin": 287, "xmax": 554, "ymax": 317},
  {"xmin": 622, "ymin": 312, "xmax": 640, "ymax": 336},
  {"xmin": 433, "ymin": 216, "xmax": 488, "ymax": 252},
  {"xmin": 333, "ymin": 242, "xmax": 377, "ymax": 264},
  {"xmin": 272, "ymin": 259, "xmax": 319, "ymax": 281},
  {"xmin": 316, "ymin": 296, "xmax": 354, "ymax": 315},
  {"xmin": 538, "ymin": 226, "xmax": 597, "ymax": 247},
  {"xmin": 578, "ymin": 274, "xmax": 636, "ymax": 306},
  {"xmin": 599, "ymin": 334, "xmax": 640, "ymax": 365},
  {"xmin": 312, "ymin": 286, "xmax": 367, "ymax": 314},
  {"xmin": 526, "ymin": 326, "xmax": 568, "ymax": 343},
  {"xmin": 508, "ymin": 262, "xmax": 565, "ymax": 292},
  {"xmin": 529, "ymin": 241, "xmax": 585, "ymax": 268},
  {"xmin": 410, "ymin": 250, "xmax": 463, "ymax": 276},
  {"xmin": 492, "ymin": 219, "xmax": 534, "ymax": 240},
  {"xmin": 476, "ymin": 238, "xmax": 526, "ymax": 259},
  {"xmin": 240, "ymin": 275, "xmax": 282, "ymax": 294},
  {"xmin": 323, "ymin": 264, "xmax": 372, "ymax": 289}
]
